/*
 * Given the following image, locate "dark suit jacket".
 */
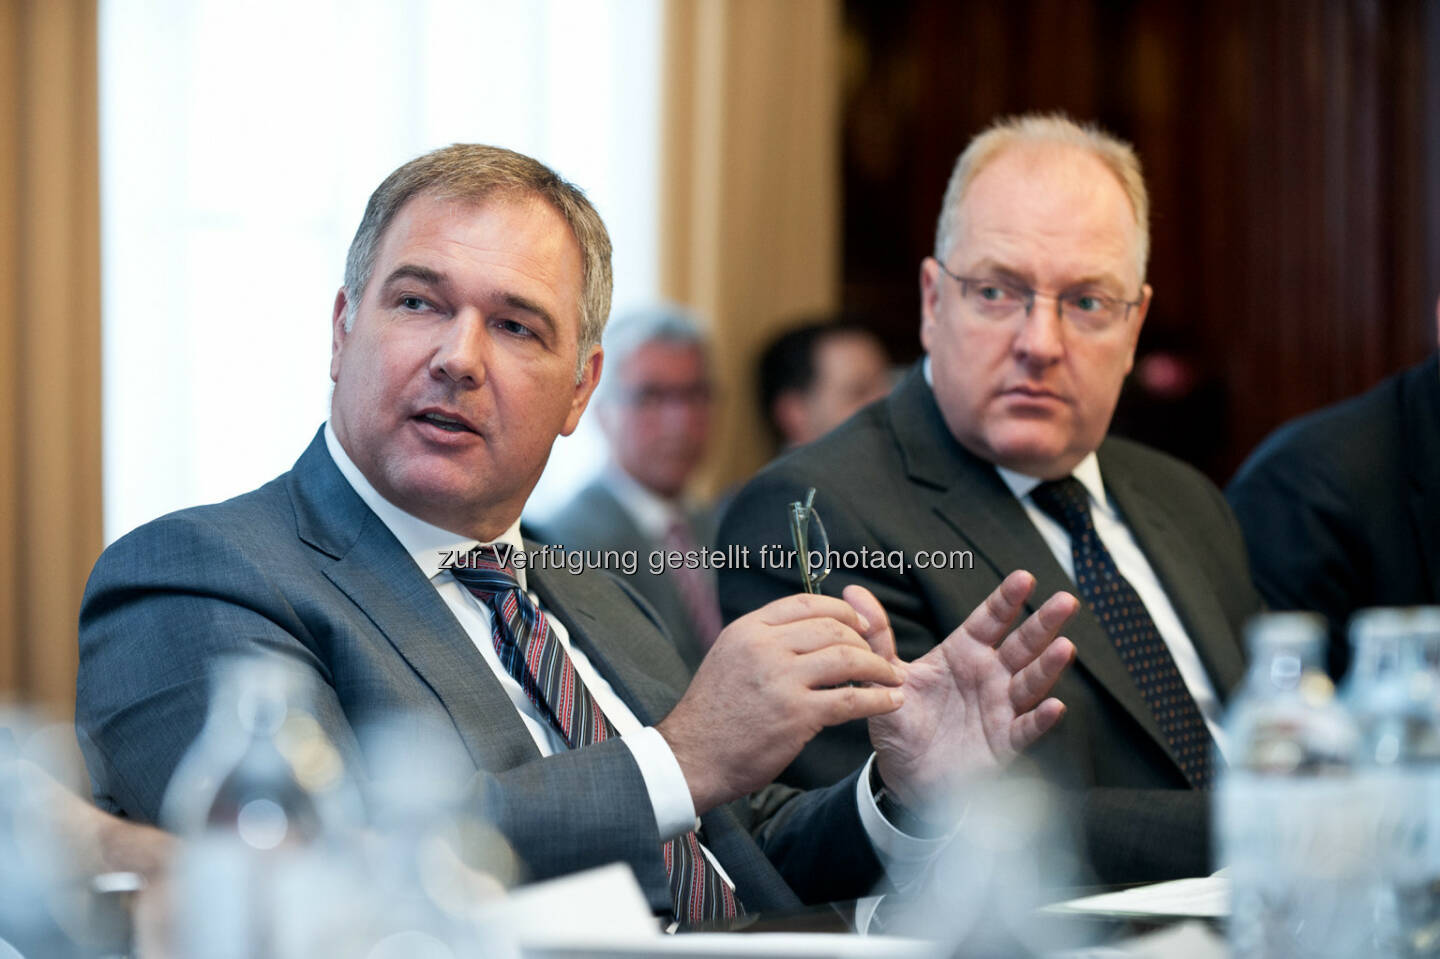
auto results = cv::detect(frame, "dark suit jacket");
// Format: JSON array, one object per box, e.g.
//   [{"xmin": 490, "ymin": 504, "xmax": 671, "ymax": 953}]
[
  {"xmin": 1227, "ymin": 354, "xmax": 1440, "ymax": 676},
  {"xmin": 536, "ymin": 478, "xmax": 716, "ymax": 671},
  {"xmin": 77, "ymin": 429, "xmax": 882, "ymax": 914},
  {"xmin": 718, "ymin": 367, "xmax": 1257, "ymax": 883}
]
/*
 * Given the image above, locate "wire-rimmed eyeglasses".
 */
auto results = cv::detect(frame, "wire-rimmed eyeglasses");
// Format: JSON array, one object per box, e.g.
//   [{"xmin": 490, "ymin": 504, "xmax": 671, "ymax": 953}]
[
  {"xmin": 934, "ymin": 259, "xmax": 1143, "ymax": 334},
  {"xmin": 787, "ymin": 487, "xmax": 830, "ymax": 594}
]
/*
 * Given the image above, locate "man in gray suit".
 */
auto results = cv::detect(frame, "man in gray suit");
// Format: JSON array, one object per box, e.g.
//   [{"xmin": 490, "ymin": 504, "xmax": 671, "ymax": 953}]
[
  {"xmin": 720, "ymin": 114, "xmax": 1259, "ymax": 883},
  {"xmin": 540, "ymin": 306, "xmax": 721, "ymax": 669},
  {"xmin": 78, "ymin": 144, "xmax": 1079, "ymax": 923}
]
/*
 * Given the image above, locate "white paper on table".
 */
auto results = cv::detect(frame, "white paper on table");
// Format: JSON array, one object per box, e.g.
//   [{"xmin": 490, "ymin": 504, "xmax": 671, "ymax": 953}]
[
  {"xmin": 477, "ymin": 862, "xmax": 661, "ymax": 948},
  {"xmin": 1042, "ymin": 876, "xmax": 1230, "ymax": 919},
  {"xmin": 524, "ymin": 932, "xmax": 938, "ymax": 958},
  {"xmin": 488, "ymin": 864, "xmax": 938, "ymax": 958},
  {"xmin": 1052, "ymin": 920, "xmax": 1228, "ymax": 959}
]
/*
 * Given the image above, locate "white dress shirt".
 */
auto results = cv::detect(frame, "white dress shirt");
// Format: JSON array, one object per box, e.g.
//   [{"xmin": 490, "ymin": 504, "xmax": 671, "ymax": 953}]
[
  {"xmin": 995, "ymin": 455, "xmax": 1230, "ymax": 759},
  {"xmin": 322, "ymin": 424, "xmax": 937, "ymax": 888},
  {"xmin": 603, "ymin": 463, "xmax": 688, "ymax": 543}
]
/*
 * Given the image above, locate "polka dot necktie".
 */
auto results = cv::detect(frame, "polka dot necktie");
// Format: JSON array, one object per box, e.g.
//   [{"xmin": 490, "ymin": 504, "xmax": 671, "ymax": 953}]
[
  {"xmin": 449, "ymin": 547, "xmax": 741, "ymax": 924},
  {"xmin": 1029, "ymin": 478, "xmax": 1215, "ymax": 790}
]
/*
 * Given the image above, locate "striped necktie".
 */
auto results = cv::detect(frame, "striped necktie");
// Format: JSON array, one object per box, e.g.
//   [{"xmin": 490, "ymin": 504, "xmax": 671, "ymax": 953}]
[
  {"xmin": 449, "ymin": 546, "xmax": 741, "ymax": 924},
  {"xmin": 1030, "ymin": 477, "xmax": 1215, "ymax": 789}
]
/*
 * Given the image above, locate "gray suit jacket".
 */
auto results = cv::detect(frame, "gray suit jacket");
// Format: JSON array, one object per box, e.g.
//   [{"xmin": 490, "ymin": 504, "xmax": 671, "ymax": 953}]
[
  {"xmin": 536, "ymin": 478, "xmax": 716, "ymax": 671},
  {"xmin": 77, "ymin": 429, "xmax": 882, "ymax": 913},
  {"xmin": 718, "ymin": 367, "xmax": 1258, "ymax": 883}
]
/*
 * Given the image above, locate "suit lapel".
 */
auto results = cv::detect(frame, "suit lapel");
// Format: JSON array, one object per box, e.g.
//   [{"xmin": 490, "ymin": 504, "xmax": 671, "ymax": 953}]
[
  {"xmin": 1102, "ymin": 458, "xmax": 1246, "ymax": 698},
  {"xmin": 287, "ymin": 430, "xmax": 540, "ymax": 773},
  {"xmin": 934, "ymin": 468, "xmax": 1181, "ymax": 765},
  {"xmin": 888, "ymin": 372, "xmax": 1189, "ymax": 772}
]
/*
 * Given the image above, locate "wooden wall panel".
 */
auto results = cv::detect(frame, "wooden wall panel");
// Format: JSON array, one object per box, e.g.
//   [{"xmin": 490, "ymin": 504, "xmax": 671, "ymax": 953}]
[{"xmin": 842, "ymin": 0, "xmax": 1440, "ymax": 480}]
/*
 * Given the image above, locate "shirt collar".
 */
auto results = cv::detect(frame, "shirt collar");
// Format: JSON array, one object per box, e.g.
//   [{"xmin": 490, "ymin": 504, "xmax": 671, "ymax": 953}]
[
  {"xmin": 323, "ymin": 421, "xmax": 529, "ymax": 587},
  {"xmin": 995, "ymin": 452, "xmax": 1110, "ymax": 516},
  {"xmin": 604, "ymin": 462, "xmax": 686, "ymax": 541}
]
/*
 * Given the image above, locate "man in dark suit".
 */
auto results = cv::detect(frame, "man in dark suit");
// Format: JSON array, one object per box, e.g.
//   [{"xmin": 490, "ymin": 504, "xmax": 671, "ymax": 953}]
[
  {"xmin": 1227, "ymin": 302, "xmax": 1440, "ymax": 674},
  {"xmin": 540, "ymin": 306, "xmax": 721, "ymax": 670},
  {"xmin": 78, "ymin": 144, "xmax": 1079, "ymax": 923},
  {"xmin": 719, "ymin": 114, "xmax": 1260, "ymax": 883}
]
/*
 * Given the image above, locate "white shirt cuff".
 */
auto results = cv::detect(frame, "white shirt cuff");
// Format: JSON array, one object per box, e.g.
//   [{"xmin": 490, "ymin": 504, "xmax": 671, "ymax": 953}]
[
  {"xmin": 855, "ymin": 753, "xmax": 956, "ymax": 890},
  {"xmin": 622, "ymin": 726, "xmax": 699, "ymax": 841}
]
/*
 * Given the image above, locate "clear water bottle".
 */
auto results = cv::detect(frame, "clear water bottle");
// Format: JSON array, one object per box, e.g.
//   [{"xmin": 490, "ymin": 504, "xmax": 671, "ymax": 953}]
[
  {"xmin": 1218, "ymin": 612, "xmax": 1369, "ymax": 958},
  {"xmin": 161, "ymin": 654, "xmax": 362, "ymax": 959},
  {"xmin": 0, "ymin": 713, "xmax": 87, "ymax": 958},
  {"xmin": 1345, "ymin": 607, "xmax": 1440, "ymax": 958},
  {"xmin": 343, "ymin": 719, "xmax": 519, "ymax": 958}
]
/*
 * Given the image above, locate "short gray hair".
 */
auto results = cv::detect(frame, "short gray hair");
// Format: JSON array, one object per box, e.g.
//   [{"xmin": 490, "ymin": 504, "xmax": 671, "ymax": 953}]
[
  {"xmin": 343, "ymin": 144, "xmax": 613, "ymax": 378},
  {"xmin": 593, "ymin": 304, "xmax": 708, "ymax": 406},
  {"xmin": 934, "ymin": 113, "xmax": 1150, "ymax": 278}
]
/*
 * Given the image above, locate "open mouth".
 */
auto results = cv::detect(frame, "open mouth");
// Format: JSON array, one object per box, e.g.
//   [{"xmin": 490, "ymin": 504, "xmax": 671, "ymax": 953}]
[{"xmin": 416, "ymin": 411, "xmax": 477, "ymax": 434}]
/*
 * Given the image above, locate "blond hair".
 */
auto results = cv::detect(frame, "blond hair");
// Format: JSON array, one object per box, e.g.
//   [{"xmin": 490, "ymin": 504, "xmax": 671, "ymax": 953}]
[{"xmin": 934, "ymin": 113, "xmax": 1150, "ymax": 277}]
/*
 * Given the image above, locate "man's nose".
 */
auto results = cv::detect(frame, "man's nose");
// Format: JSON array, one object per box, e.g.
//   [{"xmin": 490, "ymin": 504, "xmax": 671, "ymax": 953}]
[
  {"xmin": 1012, "ymin": 294, "xmax": 1065, "ymax": 366},
  {"xmin": 430, "ymin": 310, "xmax": 488, "ymax": 384}
]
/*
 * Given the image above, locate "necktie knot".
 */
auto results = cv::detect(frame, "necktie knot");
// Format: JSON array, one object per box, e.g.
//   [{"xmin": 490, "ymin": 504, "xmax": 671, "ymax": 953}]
[
  {"xmin": 1029, "ymin": 476, "xmax": 1093, "ymax": 539},
  {"xmin": 447, "ymin": 546, "xmax": 520, "ymax": 601}
]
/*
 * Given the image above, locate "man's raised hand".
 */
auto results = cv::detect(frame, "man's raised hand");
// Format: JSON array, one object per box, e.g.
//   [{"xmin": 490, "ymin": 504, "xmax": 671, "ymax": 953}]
[{"xmin": 851, "ymin": 570, "xmax": 1078, "ymax": 812}]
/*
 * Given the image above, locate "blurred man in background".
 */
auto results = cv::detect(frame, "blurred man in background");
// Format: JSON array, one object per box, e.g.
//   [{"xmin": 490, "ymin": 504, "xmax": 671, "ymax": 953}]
[
  {"xmin": 758, "ymin": 317, "xmax": 893, "ymax": 454},
  {"xmin": 720, "ymin": 113, "xmax": 1260, "ymax": 883},
  {"xmin": 1228, "ymin": 298, "xmax": 1440, "ymax": 677},
  {"xmin": 540, "ymin": 306, "xmax": 720, "ymax": 669}
]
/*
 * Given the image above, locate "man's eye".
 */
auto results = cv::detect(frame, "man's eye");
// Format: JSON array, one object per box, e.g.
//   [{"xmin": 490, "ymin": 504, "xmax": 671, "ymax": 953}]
[
  {"xmin": 496, "ymin": 319, "xmax": 534, "ymax": 338},
  {"xmin": 399, "ymin": 295, "xmax": 429, "ymax": 311},
  {"xmin": 1070, "ymin": 294, "xmax": 1107, "ymax": 314},
  {"xmin": 976, "ymin": 283, "xmax": 1019, "ymax": 303}
]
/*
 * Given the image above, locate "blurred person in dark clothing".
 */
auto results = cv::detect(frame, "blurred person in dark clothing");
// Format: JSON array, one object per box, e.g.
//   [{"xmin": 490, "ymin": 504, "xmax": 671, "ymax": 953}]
[
  {"xmin": 758, "ymin": 317, "xmax": 894, "ymax": 454},
  {"xmin": 1228, "ymin": 298, "xmax": 1440, "ymax": 677}
]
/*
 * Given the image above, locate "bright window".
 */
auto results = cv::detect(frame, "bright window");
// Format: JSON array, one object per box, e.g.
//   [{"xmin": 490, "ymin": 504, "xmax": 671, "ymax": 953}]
[{"xmin": 100, "ymin": 0, "xmax": 661, "ymax": 542}]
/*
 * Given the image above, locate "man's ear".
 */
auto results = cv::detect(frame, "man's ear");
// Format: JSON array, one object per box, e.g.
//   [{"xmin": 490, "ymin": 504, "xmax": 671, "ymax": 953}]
[
  {"xmin": 919, "ymin": 257, "xmax": 942, "ymax": 353},
  {"xmin": 1123, "ymin": 283, "xmax": 1154, "ymax": 374},
  {"xmin": 562, "ymin": 345, "xmax": 604, "ymax": 436},
  {"xmin": 330, "ymin": 288, "xmax": 350, "ymax": 383}
]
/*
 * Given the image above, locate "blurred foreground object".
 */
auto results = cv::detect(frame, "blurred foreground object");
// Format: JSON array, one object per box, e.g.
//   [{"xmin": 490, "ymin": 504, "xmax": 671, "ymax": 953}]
[
  {"xmin": 865, "ymin": 766, "xmax": 1096, "ymax": 956},
  {"xmin": 1217, "ymin": 613, "xmax": 1369, "ymax": 958},
  {"xmin": 1344, "ymin": 608, "xmax": 1440, "ymax": 958},
  {"xmin": 161, "ymin": 655, "xmax": 363, "ymax": 957},
  {"xmin": 2, "ymin": 709, "xmax": 174, "ymax": 956},
  {"xmin": 356, "ymin": 719, "xmax": 519, "ymax": 957},
  {"xmin": 160, "ymin": 659, "xmax": 518, "ymax": 958}
]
